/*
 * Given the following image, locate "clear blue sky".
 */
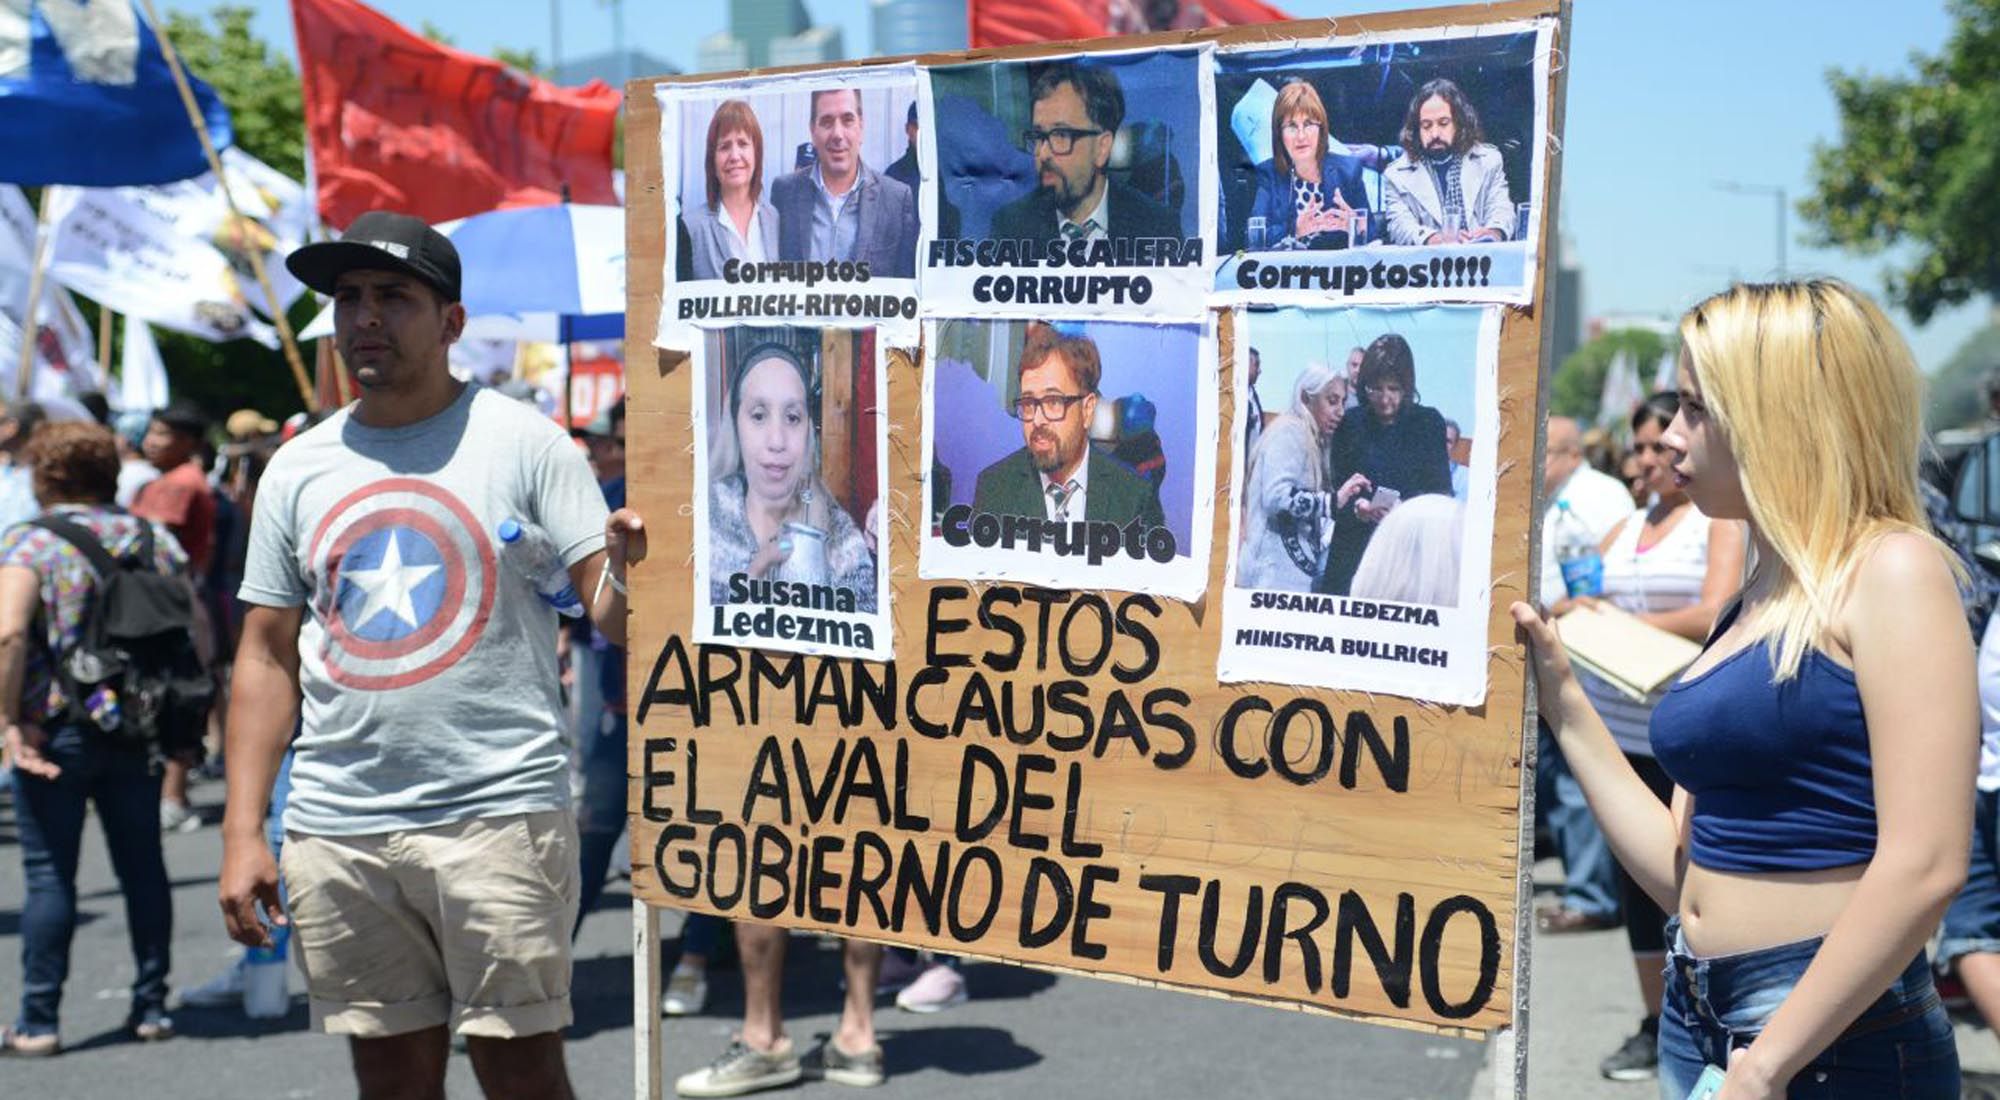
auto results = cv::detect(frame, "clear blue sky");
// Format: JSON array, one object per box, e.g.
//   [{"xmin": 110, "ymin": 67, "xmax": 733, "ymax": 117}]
[{"xmin": 187, "ymin": 0, "xmax": 1990, "ymax": 369}]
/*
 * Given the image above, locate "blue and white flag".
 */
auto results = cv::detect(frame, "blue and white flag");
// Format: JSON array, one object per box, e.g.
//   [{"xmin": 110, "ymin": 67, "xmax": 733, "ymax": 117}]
[{"xmin": 0, "ymin": 0, "xmax": 233, "ymax": 186}]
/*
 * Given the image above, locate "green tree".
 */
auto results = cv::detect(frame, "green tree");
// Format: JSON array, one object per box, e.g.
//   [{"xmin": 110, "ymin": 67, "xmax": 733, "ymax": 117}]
[
  {"xmin": 79, "ymin": 6, "xmax": 317, "ymax": 419},
  {"xmin": 1920, "ymin": 318, "xmax": 2000, "ymax": 430},
  {"xmin": 1550, "ymin": 327, "xmax": 1671, "ymax": 424},
  {"xmin": 1802, "ymin": 0, "xmax": 2000, "ymax": 323},
  {"xmin": 163, "ymin": 6, "xmax": 304, "ymax": 181}
]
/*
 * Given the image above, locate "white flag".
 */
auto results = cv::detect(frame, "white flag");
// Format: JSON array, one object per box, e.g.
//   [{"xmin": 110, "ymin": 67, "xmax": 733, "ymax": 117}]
[
  {"xmin": 120, "ymin": 316, "xmax": 169, "ymax": 412},
  {"xmin": 131, "ymin": 147, "xmax": 313, "ymax": 318},
  {"xmin": 42, "ymin": 185, "xmax": 277, "ymax": 348},
  {"xmin": 0, "ymin": 185, "xmax": 103, "ymax": 399},
  {"xmin": 1652, "ymin": 348, "xmax": 1678, "ymax": 394},
  {"xmin": 1596, "ymin": 349, "xmax": 1643, "ymax": 433}
]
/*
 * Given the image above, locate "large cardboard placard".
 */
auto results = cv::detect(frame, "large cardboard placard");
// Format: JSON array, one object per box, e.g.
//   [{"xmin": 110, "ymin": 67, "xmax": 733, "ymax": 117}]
[{"xmin": 627, "ymin": 0, "xmax": 1565, "ymax": 1043}]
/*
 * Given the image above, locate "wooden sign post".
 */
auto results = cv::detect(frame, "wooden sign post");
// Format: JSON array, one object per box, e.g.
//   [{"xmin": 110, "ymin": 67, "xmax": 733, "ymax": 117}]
[{"xmin": 625, "ymin": 3, "xmax": 1569, "ymax": 1095}]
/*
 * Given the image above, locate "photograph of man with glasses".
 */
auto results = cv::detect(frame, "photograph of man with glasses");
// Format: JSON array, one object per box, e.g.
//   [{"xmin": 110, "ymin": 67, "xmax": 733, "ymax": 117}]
[
  {"xmin": 969, "ymin": 323, "xmax": 1166, "ymax": 531},
  {"xmin": 989, "ymin": 62, "xmax": 1184, "ymax": 250}
]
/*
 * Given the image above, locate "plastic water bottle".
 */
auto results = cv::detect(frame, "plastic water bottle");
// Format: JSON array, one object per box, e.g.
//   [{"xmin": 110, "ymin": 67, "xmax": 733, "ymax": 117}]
[
  {"xmin": 497, "ymin": 518, "xmax": 585, "ymax": 618},
  {"xmin": 243, "ymin": 922, "xmax": 290, "ymax": 1019},
  {"xmin": 1553, "ymin": 501, "xmax": 1604, "ymax": 598}
]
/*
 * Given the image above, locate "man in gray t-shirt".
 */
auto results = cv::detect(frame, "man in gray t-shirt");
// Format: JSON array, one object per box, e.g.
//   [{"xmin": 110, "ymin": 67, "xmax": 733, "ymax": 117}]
[{"xmin": 217, "ymin": 212, "xmax": 645, "ymax": 1100}]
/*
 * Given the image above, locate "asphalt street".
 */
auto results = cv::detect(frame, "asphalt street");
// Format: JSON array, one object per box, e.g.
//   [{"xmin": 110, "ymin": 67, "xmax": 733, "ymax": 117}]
[
  {"xmin": 7, "ymin": 778, "xmax": 2000, "ymax": 1099},
  {"xmin": 0, "ymin": 777, "xmax": 1484, "ymax": 1100}
]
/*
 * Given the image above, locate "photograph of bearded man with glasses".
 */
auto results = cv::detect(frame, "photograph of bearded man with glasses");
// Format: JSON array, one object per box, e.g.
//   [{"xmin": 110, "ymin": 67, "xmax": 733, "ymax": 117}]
[
  {"xmin": 988, "ymin": 62, "xmax": 1184, "ymax": 249},
  {"xmin": 969, "ymin": 323, "xmax": 1166, "ymax": 530}
]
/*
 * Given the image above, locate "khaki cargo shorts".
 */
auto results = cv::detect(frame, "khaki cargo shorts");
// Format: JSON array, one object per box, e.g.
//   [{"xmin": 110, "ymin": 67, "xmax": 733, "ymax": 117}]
[{"xmin": 281, "ymin": 810, "xmax": 578, "ymax": 1038}]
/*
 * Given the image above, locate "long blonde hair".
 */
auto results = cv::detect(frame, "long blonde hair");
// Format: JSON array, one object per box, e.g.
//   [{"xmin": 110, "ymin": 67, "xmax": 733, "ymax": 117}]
[{"xmin": 1678, "ymin": 279, "xmax": 1945, "ymax": 679}]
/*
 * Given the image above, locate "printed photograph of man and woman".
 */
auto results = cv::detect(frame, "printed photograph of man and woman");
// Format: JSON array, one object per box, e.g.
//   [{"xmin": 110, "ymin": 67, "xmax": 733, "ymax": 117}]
[
  {"xmin": 659, "ymin": 69, "xmax": 925, "ymax": 354},
  {"xmin": 692, "ymin": 325, "xmax": 891, "ymax": 660},
  {"xmin": 920, "ymin": 49, "xmax": 1214, "ymax": 318},
  {"xmin": 920, "ymin": 317, "xmax": 1216, "ymax": 599},
  {"xmin": 1211, "ymin": 25, "xmax": 1549, "ymax": 302},
  {"xmin": 1231, "ymin": 306, "xmax": 1492, "ymax": 608}
]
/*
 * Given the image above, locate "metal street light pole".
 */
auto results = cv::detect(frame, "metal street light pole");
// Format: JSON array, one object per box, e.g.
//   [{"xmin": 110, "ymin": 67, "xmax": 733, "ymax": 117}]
[
  {"xmin": 550, "ymin": 0, "xmax": 562, "ymax": 79},
  {"xmin": 1713, "ymin": 180, "xmax": 1788, "ymax": 277}
]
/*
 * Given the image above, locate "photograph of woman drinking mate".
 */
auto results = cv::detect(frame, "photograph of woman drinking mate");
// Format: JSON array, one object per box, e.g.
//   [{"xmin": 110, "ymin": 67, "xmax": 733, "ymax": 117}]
[
  {"xmin": 1515, "ymin": 279, "xmax": 1974, "ymax": 1100},
  {"xmin": 1317, "ymin": 332, "xmax": 1452, "ymax": 595},
  {"xmin": 681, "ymin": 99, "xmax": 781, "ymax": 281},
  {"xmin": 706, "ymin": 342, "xmax": 877, "ymax": 611}
]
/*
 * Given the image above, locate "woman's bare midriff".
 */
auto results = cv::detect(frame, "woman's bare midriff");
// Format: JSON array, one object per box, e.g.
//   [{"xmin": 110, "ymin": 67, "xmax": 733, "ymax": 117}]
[{"xmin": 1677, "ymin": 860, "xmax": 1866, "ymax": 957}]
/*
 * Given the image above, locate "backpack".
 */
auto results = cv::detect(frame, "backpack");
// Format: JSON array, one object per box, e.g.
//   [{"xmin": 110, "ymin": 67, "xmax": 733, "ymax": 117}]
[{"xmin": 31, "ymin": 514, "xmax": 213, "ymax": 760}]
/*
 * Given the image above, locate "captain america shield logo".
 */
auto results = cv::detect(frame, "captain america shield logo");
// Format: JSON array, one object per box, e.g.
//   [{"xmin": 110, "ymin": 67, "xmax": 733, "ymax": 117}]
[{"xmin": 307, "ymin": 477, "xmax": 497, "ymax": 690}]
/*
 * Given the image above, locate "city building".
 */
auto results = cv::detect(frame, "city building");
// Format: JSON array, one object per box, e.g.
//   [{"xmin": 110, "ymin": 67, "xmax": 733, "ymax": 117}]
[
  {"xmin": 732, "ymin": 0, "xmax": 810, "ymax": 69},
  {"xmin": 769, "ymin": 24, "xmax": 844, "ymax": 67},
  {"xmin": 555, "ymin": 48, "xmax": 676, "ymax": 85},
  {"xmin": 871, "ymin": 0, "xmax": 967, "ymax": 55},
  {"xmin": 1548, "ymin": 231, "xmax": 1583, "ymax": 372},
  {"xmin": 696, "ymin": 32, "xmax": 750, "ymax": 73}
]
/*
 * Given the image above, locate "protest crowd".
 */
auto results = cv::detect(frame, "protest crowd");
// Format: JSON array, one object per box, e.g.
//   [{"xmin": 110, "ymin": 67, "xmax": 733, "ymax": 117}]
[{"xmin": 9, "ymin": 2, "xmax": 2000, "ymax": 1100}]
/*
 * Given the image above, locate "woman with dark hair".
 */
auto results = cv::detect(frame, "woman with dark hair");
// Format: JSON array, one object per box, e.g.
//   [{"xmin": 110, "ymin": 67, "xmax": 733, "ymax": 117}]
[
  {"xmin": 682, "ymin": 99, "xmax": 779, "ymax": 280},
  {"xmin": 1243, "ymin": 80, "xmax": 1396, "ymax": 252},
  {"xmin": 1548, "ymin": 391, "xmax": 1747, "ymax": 1083},
  {"xmin": 706, "ymin": 343, "xmax": 875, "ymax": 611},
  {"xmin": 1317, "ymin": 332, "xmax": 1453, "ymax": 594},
  {"xmin": 1, "ymin": 422, "xmax": 190, "ymax": 1055}
]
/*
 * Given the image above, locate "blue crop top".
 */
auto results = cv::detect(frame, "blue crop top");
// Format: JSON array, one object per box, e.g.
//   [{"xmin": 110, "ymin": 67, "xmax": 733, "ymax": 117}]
[{"xmin": 1648, "ymin": 607, "xmax": 1876, "ymax": 873}]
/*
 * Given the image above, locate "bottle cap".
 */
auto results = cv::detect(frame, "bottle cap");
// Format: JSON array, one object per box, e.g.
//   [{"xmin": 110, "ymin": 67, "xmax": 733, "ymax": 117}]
[{"xmin": 497, "ymin": 518, "xmax": 524, "ymax": 543}]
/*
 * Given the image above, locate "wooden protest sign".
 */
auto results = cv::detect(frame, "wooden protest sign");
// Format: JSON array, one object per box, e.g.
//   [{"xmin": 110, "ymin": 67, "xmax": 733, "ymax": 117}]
[{"xmin": 625, "ymin": 0, "xmax": 1568, "ymax": 1049}]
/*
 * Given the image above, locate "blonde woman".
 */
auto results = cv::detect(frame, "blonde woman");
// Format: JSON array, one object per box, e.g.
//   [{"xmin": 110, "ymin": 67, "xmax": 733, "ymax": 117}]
[
  {"xmin": 1513, "ymin": 280, "xmax": 1972, "ymax": 1099},
  {"xmin": 707, "ymin": 344, "xmax": 875, "ymax": 612},
  {"xmin": 1237, "ymin": 362, "xmax": 1371, "ymax": 591},
  {"xmin": 1349, "ymin": 492, "xmax": 1463, "ymax": 606}
]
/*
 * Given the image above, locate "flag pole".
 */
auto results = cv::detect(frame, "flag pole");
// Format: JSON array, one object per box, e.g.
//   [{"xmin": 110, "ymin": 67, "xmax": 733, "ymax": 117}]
[
  {"xmin": 97, "ymin": 303, "xmax": 114, "ymax": 378},
  {"xmin": 138, "ymin": 0, "xmax": 318, "ymax": 412},
  {"xmin": 14, "ymin": 189, "xmax": 53, "ymax": 402}
]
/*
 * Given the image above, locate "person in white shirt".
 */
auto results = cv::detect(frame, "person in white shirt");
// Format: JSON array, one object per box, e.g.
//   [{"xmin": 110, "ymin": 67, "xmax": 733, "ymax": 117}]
[
  {"xmin": 1533, "ymin": 415, "xmax": 1634, "ymax": 939},
  {"xmin": 1539, "ymin": 415, "xmax": 1633, "ymax": 606}
]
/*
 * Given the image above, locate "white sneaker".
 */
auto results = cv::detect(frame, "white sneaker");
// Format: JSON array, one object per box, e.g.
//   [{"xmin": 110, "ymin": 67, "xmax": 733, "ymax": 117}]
[
  {"xmin": 675, "ymin": 1036, "xmax": 800, "ymax": 1097},
  {"xmin": 175, "ymin": 956, "xmax": 247, "ymax": 1009},
  {"xmin": 159, "ymin": 801, "xmax": 200, "ymax": 833},
  {"xmin": 661, "ymin": 966, "xmax": 709, "ymax": 1016},
  {"xmin": 894, "ymin": 964, "xmax": 968, "ymax": 1013}
]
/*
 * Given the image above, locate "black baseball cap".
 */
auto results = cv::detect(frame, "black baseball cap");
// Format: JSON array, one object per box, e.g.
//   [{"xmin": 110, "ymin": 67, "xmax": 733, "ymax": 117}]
[{"xmin": 286, "ymin": 211, "xmax": 462, "ymax": 303}]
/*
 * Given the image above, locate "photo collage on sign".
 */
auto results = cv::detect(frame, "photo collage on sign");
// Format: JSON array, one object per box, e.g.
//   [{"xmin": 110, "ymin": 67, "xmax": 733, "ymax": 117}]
[{"xmin": 658, "ymin": 19, "xmax": 1552, "ymax": 703}]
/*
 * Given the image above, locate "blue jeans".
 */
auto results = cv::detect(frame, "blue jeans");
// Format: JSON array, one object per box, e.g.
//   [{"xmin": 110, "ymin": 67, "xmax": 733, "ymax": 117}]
[
  {"xmin": 1939, "ymin": 787, "xmax": 2000, "ymax": 968},
  {"xmin": 570, "ymin": 707, "xmax": 730, "ymax": 960},
  {"xmin": 1536, "ymin": 723, "xmax": 1620, "ymax": 919},
  {"xmin": 1659, "ymin": 917, "xmax": 1958, "ymax": 1099},
  {"xmin": 11, "ymin": 727, "xmax": 172, "ymax": 1036},
  {"xmin": 268, "ymin": 750, "xmax": 293, "ymax": 882},
  {"xmin": 574, "ymin": 705, "xmax": 627, "ymax": 938}
]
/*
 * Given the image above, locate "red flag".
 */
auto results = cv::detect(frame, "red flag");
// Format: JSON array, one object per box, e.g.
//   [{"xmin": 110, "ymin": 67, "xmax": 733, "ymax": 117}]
[
  {"xmin": 291, "ymin": 0, "xmax": 620, "ymax": 228},
  {"xmin": 970, "ymin": 0, "xmax": 1291, "ymax": 47}
]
